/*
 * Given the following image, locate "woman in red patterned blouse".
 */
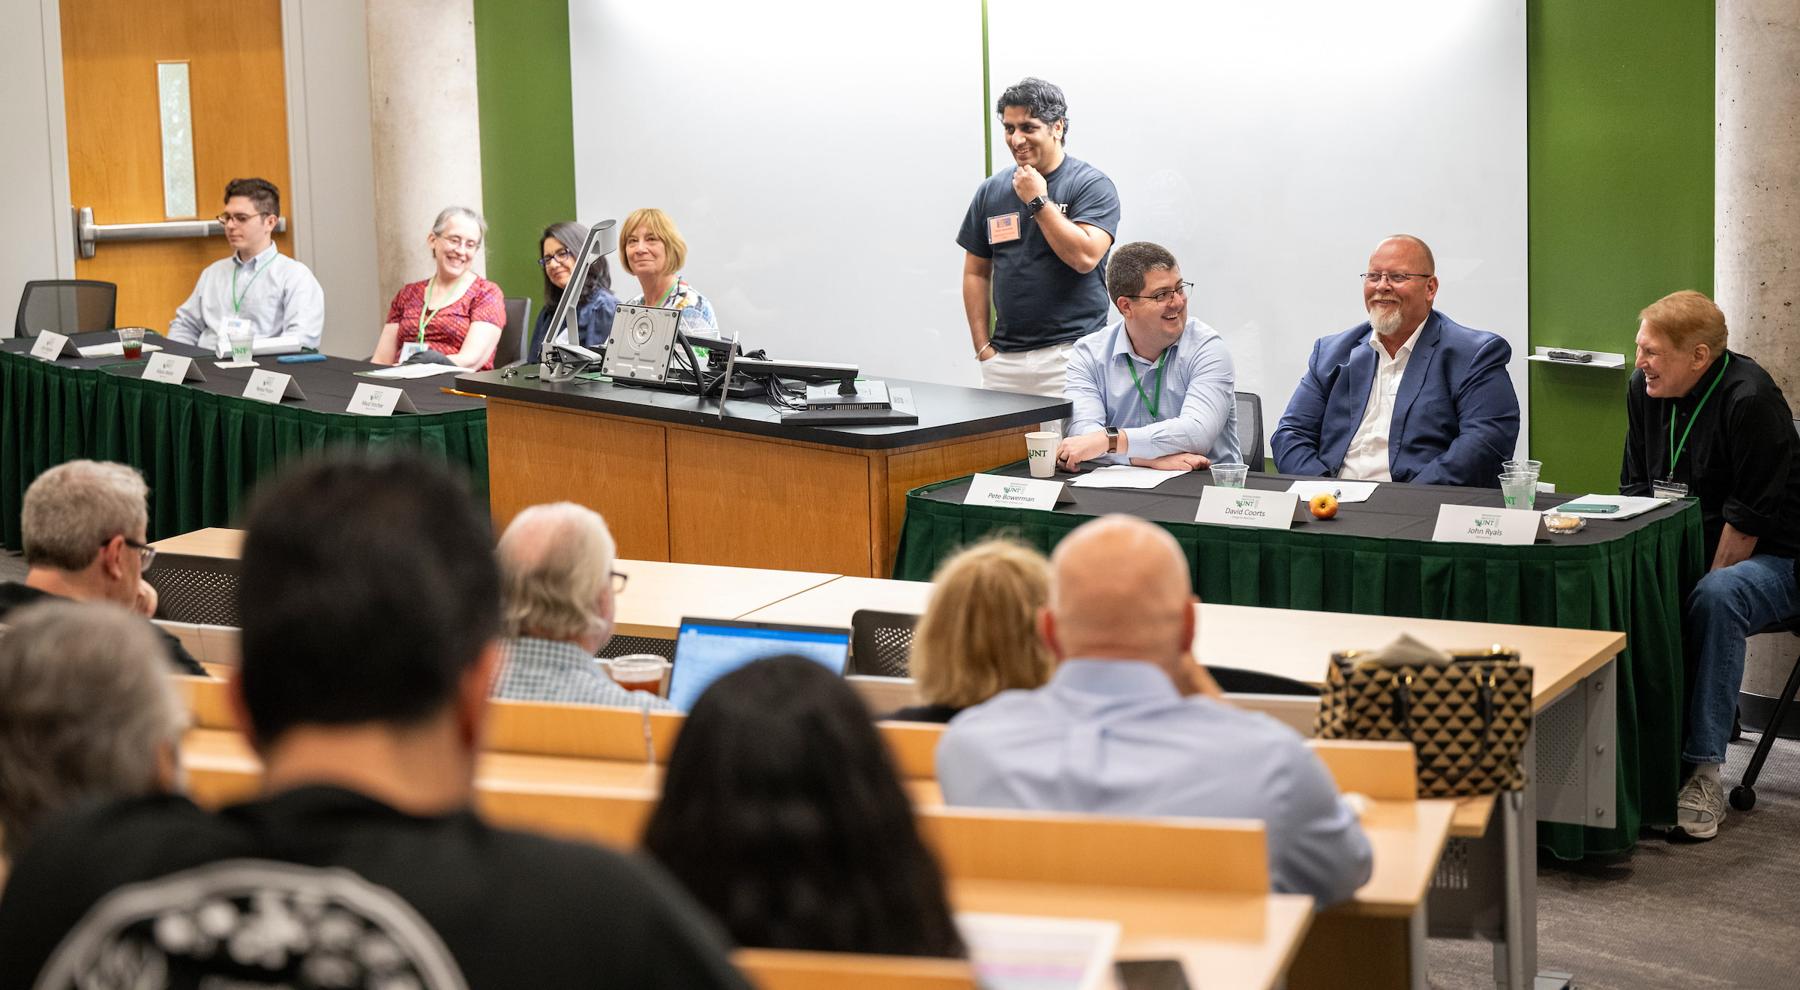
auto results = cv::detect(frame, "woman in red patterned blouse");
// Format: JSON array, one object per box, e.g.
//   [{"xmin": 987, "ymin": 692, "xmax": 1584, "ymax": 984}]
[{"xmin": 373, "ymin": 206, "xmax": 506, "ymax": 370}]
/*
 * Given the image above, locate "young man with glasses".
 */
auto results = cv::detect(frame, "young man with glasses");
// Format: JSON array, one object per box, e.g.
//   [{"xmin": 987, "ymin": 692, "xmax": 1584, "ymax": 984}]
[
  {"xmin": 1057, "ymin": 242, "xmax": 1240, "ymax": 471},
  {"xmin": 1271, "ymin": 234, "xmax": 1519, "ymax": 486},
  {"xmin": 0, "ymin": 460, "xmax": 204, "ymax": 675},
  {"xmin": 168, "ymin": 177, "xmax": 324, "ymax": 352}
]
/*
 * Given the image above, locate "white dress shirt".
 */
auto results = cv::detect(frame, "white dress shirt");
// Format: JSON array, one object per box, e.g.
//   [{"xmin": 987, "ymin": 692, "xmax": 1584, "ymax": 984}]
[
  {"xmin": 1337, "ymin": 323, "xmax": 1422, "ymax": 481},
  {"xmin": 168, "ymin": 244, "xmax": 325, "ymax": 351}
]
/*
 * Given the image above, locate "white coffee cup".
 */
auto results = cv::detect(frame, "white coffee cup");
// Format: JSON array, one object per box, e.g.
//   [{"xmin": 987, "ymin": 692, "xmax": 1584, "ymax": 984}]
[{"xmin": 1025, "ymin": 431, "xmax": 1059, "ymax": 478}]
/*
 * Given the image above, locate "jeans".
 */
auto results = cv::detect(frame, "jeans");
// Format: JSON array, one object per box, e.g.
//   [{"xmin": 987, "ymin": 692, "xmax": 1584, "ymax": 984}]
[{"xmin": 1683, "ymin": 553, "xmax": 1800, "ymax": 765}]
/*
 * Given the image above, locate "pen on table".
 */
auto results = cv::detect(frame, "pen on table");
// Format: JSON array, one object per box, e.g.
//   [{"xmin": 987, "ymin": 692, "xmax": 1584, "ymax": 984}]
[{"xmin": 440, "ymin": 386, "xmax": 482, "ymax": 398}]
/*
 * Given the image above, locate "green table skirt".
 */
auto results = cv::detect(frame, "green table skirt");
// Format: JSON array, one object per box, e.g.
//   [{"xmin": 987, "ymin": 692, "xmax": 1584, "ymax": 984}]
[
  {"xmin": 1, "ymin": 352, "xmax": 488, "ymax": 548},
  {"xmin": 895, "ymin": 473, "xmax": 1705, "ymax": 860}
]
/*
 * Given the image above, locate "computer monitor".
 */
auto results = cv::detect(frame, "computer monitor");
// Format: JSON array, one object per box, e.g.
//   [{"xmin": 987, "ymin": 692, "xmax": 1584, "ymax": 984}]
[{"xmin": 667, "ymin": 617, "xmax": 852, "ymax": 712}]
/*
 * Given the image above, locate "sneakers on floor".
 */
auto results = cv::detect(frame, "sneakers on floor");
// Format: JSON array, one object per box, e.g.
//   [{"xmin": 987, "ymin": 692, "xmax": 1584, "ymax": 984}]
[{"xmin": 1672, "ymin": 771, "xmax": 1726, "ymax": 841}]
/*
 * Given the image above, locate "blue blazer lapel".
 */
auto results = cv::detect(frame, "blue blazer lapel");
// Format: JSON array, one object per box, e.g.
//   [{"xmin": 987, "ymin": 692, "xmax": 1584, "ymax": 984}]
[
  {"xmin": 1389, "ymin": 311, "xmax": 1443, "ymax": 453},
  {"xmin": 1321, "ymin": 329, "xmax": 1377, "ymax": 467}
]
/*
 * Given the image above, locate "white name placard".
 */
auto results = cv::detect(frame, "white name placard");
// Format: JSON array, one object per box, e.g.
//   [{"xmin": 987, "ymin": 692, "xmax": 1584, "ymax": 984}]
[
  {"xmin": 347, "ymin": 383, "xmax": 419, "ymax": 417},
  {"xmin": 964, "ymin": 473, "xmax": 1063, "ymax": 512},
  {"xmin": 243, "ymin": 369, "xmax": 306, "ymax": 404},
  {"xmin": 1195, "ymin": 487, "xmax": 1299, "ymax": 530},
  {"xmin": 1431, "ymin": 505, "xmax": 1541, "ymax": 546},
  {"xmin": 142, "ymin": 352, "xmax": 205, "ymax": 384},
  {"xmin": 29, "ymin": 331, "xmax": 77, "ymax": 361}
]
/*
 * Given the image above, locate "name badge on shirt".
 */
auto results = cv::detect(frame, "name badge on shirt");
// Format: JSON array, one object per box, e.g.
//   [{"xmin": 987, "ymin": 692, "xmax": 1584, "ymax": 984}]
[
  {"xmin": 987, "ymin": 213, "xmax": 1021, "ymax": 244},
  {"xmin": 397, "ymin": 341, "xmax": 430, "ymax": 364}
]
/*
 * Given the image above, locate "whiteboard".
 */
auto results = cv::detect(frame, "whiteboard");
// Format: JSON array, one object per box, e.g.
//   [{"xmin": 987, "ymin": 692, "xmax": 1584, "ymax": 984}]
[{"xmin": 571, "ymin": 1, "xmax": 1527, "ymax": 450}]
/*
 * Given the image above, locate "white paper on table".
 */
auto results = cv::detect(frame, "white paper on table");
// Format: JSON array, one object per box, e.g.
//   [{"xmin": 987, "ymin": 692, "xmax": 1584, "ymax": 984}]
[
  {"xmin": 77, "ymin": 342, "xmax": 164, "ymax": 358},
  {"xmin": 1068, "ymin": 464, "xmax": 1186, "ymax": 489},
  {"xmin": 1286, "ymin": 479, "xmax": 1379, "ymax": 503},
  {"xmin": 956, "ymin": 912, "xmax": 1122, "ymax": 990},
  {"xmin": 359, "ymin": 364, "xmax": 468, "ymax": 379},
  {"xmin": 1553, "ymin": 494, "xmax": 1671, "ymax": 521}
]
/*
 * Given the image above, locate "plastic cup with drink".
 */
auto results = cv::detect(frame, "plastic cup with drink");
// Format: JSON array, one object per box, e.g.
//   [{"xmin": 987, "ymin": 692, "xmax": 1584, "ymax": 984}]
[
  {"xmin": 1499, "ymin": 471, "xmax": 1539, "ymax": 510},
  {"xmin": 1209, "ymin": 462, "xmax": 1249, "ymax": 488},
  {"xmin": 117, "ymin": 327, "xmax": 146, "ymax": 360},
  {"xmin": 227, "ymin": 327, "xmax": 256, "ymax": 365},
  {"xmin": 604, "ymin": 654, "xmax": 671, "ymax": 696}
]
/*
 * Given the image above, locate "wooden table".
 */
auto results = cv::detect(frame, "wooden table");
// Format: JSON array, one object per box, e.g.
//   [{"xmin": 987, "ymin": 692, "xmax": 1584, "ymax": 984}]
[{"xmin": 457, "ymin": 368, "xmax": 1067, "ymax": 577}]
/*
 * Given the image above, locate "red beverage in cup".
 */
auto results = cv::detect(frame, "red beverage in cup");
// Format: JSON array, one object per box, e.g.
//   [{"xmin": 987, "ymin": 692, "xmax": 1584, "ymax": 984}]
[{"xmin": 118, "ymin": 328, "xmax": 146, "ymax": 359}]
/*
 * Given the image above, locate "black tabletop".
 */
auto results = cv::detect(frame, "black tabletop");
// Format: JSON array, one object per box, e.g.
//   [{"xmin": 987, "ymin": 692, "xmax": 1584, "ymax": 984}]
[
  {"xmin": 921, "ymin": 460, "xmax": 1684, "ymax": 546},
  {"xmin": 3, "ymin": 331, "xmax": 484, "ymax": 416},
  {"xmin": 455, "ymin": 366, "xmax": 1071, "ymax": 451}
]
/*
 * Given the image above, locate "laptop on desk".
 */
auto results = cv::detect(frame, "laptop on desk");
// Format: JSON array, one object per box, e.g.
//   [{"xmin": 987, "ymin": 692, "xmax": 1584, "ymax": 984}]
[{"xmin": 667, "ymin": 617, "xmax": 852, "ymax": 711}]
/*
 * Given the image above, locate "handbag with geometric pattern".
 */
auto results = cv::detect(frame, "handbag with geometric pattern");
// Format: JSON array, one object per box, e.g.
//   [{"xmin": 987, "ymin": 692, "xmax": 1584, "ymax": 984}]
[{"xmin": 1314, "ymin": 645, "xmax": 1534, "ymax": 798}]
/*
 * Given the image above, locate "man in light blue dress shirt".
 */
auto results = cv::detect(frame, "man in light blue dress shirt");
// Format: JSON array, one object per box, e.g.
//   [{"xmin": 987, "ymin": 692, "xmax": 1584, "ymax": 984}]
[
  {"xmin": 936, "ymin": 515, "xmax": 1372, "ymax": 905},
  {"xmin": 168, "ymin": 178, "xmax": 324, "ymax": 352},
  {"xmin": 1057, "ymin": 241, "xmax": 1240, "ymax": 472}
]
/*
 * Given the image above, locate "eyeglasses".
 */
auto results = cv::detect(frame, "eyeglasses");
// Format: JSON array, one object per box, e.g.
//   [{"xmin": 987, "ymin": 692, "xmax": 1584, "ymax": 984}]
[
  {"xmin": 116, "ymin": 536, "xmax": 157, "ymax": 570},
  {"xmin": 538, "ymin": 248, "xmax": 575, "ymax": 268},
  {"xmin": 610, "ymin": 570, "xmax": 629, "ymax": 594},
  {"xmin": 1124, "ymin": 280, "xmax": 1194, "ymax": 304},
  {"xmin": 436, "ymin": 235, "xmax": 481, "ymax": 252},
  {"xmin": 216, "ymin": 211, "xmax": 270, "ymax": 226},
  {"xmin": 1359, "ymin": 272, "xmax": 1432, "ymax": 286}
]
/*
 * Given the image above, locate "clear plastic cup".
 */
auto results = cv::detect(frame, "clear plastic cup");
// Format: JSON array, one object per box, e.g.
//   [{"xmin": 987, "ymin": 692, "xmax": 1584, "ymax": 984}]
[
  {"xmin": 1499, "ymin": 471, "xmax": 1539, "ymax": 510},
  {"xmin": 117, "ymin": 327, "xmax": 146, "ymax": 360},
  {"xmin": 1025, "ymin": 431, "xmax": 1059, "ymax": 478},
  {"xmin": 1502, "ymin": 459, "xmax": 1543, "ymax": 475},
  {"xmin": 1209, "ymin": 462, "xmax": 1249, "ymax": 488},
  {"xmin": 604, "ymin": 654, "xmax": 671, "ymax": 696},
  {"xmin": 227, "ymin": 327, "xmax": 255, "ymax": 365}
]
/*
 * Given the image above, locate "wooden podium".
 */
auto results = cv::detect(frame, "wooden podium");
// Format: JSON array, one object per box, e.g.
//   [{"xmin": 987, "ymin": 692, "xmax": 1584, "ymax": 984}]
[{"xmin": 459, "ymin": 369, "xmax": 1067, "ymax": 577}]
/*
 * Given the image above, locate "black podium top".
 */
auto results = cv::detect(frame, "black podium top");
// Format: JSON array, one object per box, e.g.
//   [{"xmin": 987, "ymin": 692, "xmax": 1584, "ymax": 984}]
[{"xmin": 456, "ymin": 367, "xmax": 1070, "ymax": 451}]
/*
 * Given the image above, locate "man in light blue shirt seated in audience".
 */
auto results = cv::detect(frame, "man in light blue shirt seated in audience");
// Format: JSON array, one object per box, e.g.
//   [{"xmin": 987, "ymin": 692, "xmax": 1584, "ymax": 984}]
[
  {"xmin": 168, "ymin": 177, "xmax": 324, "ymax": 352},
  {"xmin": 492, "ymin": 502, "xmax": 672, "ymax": 710},
  {"xmin": 937, "ymin": 514, "xmax": 1372, "ymax": 905},
  {"xmin": 1056, "ymin": 241, "xmax": 1239, "ymax": 472}
]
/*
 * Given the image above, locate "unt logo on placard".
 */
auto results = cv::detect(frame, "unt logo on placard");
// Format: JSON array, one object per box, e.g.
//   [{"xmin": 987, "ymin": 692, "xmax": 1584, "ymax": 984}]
[
  {"xmin": 1235, "ymin": 496, "xmax": 1258, "ymax": 508},
  {"xmin": 1004, "ymin": 482, "xmax": 1027, "ymax": 496}
]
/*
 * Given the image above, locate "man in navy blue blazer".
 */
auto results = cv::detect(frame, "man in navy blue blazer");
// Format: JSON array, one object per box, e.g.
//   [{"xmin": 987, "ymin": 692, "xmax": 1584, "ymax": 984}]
[{"xmin": 1270, "ymin": 235, "xmax": 1519, "ymax": 487}]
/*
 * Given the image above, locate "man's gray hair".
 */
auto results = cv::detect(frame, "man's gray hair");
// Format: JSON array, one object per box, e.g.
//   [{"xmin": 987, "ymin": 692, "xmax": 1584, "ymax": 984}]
[
  {"xmin": 21, "ymin": 460, "xmax": 149, "ymax": 571},
  {"xmin": 496, "ymin": 502, "xmax": 616, "ymax": 642},
  {"xmin": 0, "ymin": 600, "xmax": 185, "ymax": 858}
]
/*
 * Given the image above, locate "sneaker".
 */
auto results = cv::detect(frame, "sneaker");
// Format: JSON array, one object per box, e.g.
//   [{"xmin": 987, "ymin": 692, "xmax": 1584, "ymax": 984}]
[{"xmin": 1672, "ymin": 772, "xmax": 1726, "ymax": 841}]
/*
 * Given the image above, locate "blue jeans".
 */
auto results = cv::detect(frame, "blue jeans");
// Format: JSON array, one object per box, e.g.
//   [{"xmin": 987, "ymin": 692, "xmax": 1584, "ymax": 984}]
[{"xmin": 1683, "ymin": 554, "xmax": 1800, "ymax": 765}]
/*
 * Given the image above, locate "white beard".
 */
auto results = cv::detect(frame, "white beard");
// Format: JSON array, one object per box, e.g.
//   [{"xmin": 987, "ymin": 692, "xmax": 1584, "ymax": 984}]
[{"xmin": 1368, "ymin": 304, "xmax": 1405, "ymax": 337}]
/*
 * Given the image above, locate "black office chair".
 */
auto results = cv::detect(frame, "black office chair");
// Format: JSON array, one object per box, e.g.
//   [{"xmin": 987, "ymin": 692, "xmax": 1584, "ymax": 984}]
[
  {"xmin": 1205, "ymin": 663, "xmax": 1319, "ymax": 696},
  {"xmin": 497, "ymin": 296, "xmax": 532, "ymax": 367},
  {"xmin": 15, "ymin": 279, "xmax": 117, "ymax": 338},
  {"xmin": 1730, "ymin": 417, "xmax": 1800, "ymax": 811},
  {"xmin": 1234, "ymin": 391, "xmax": 1265, "ymax": 472},
  {"xmin": 145, "ymin": 553, "xmax": 241, "ymax": 627},
  {"xmin": 849, "ymin": 609, "xmax": 920, "ymax": 678}
]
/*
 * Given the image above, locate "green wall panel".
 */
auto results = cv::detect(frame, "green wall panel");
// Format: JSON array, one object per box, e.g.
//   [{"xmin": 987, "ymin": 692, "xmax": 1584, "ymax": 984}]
[
  {"xmin": 1527, "ymin": 1, "xmax": 1714, "ymax": 496},
  {"xmin": 473, "ymin": 0, "xmax": 578, "ymax": 322}
]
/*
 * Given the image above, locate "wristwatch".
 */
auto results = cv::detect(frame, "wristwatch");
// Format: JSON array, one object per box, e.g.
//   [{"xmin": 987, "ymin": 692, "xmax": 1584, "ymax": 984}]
[
  {"xmin": 1105, "ymin": 427, "xmax": 1121, "ymax": 453},
  {"xmin": 1027, "ymin": 194, "xmax": 1051, "ymax": 216}
]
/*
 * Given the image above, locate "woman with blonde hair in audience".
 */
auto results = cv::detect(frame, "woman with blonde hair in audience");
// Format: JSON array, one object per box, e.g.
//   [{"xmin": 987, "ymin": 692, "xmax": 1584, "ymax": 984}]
[
  {"xmin": 886, "ymin": 538, "xmax": 1055, "ymax": 723},
  {"xmin": 373, "ymin": 206, "xmax": 505, "ymax": 369},
  {"xmin": 617, "ymin": 208, "xmax": 718, "ymax": 332}
]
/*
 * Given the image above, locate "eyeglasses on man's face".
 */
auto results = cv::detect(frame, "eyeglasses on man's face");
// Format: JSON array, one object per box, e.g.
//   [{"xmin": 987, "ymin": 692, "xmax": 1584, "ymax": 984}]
[
  {"xmin": 217, "ymin": 212, "xmax": 271, "ymax": 227},
  {"xmin": 538, "ymin": 248, "xmax": 575, "ymax": 268},
  {"xmin": 1359, "ymin": 272, "xmax": 1432, "ymax": 286},
  {"xmin": 1125, "ymin": 280, "xmax": 1194, "ymax": 304},
  {"xmin": 609, "ymin": 570, "xmax": 629, "ymax": 595},
  {"xmin": 115, "ymin": 536, "xmax": 157, "ymax": 571}
]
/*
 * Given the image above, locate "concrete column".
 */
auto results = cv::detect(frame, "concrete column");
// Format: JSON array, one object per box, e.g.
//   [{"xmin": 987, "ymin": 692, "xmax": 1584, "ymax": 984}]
[
  {"xmin": 364, "ymin": 0, "xmax": 486, "ymax": 313},
  {"xmin": 1717, "ymin": 2, "xmax": 1800, "ymax": 713}
]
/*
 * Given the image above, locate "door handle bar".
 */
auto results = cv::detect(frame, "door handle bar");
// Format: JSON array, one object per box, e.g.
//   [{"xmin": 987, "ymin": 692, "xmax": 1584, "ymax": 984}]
[{"xmin": 74, "ymin": 206, "xmax": 287, "ymax": 259}]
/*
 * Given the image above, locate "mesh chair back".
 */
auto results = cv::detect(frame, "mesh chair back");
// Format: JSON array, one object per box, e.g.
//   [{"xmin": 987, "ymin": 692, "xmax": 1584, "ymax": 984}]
[
  {"xmin": 597, "ymin": 633, "xmax": 676, "ymax": 660},
  {"xmin": 849, "ymin": 609, "xmax": 919, "ymax": 678},
  {"xmin": 145, "ymin": 553, "xmax": 241, "ymax": 626},
  {"xmin": 15, "ymin": 280, "xmax": 118, "ymax": 338},
  {"xmin": 1234, "ymin": 391, "xmax": 1265, "ymax": 472},
  {"xmin": 498, "ymin": 296, "xmax": 531, "ymax": 367},
  {"xmin": 1206, "ymin": 663, "xmax": 1318, "ymax": 696}
]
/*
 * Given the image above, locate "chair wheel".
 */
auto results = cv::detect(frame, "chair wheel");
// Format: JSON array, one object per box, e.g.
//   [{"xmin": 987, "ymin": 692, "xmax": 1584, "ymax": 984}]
[{"xmin": 1730, "ymin": 785, "xmax": 1757, "ymax": 811}]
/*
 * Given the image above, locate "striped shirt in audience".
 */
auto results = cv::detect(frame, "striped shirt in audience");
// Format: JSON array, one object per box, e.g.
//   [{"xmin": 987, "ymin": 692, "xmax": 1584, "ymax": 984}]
[{"xmin": 494, "ymin": 637, "xmax": 673, "ymax": 710}]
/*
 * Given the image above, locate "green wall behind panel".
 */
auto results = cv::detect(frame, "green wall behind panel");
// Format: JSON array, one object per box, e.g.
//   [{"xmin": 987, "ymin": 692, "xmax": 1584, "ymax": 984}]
[
  {"xmin": 1526, "ymin": 1, "xmax": 1715, "ymax": 496},
  {"xmin": 473, "ymin": 0, "xmax": 578, "ymax": 322}
]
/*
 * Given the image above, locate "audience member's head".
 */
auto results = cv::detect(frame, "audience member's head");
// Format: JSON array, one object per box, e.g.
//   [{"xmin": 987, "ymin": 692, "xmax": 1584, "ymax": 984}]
[
  {"xmin": 910, "ymin": 538, "xmax": 1053, "ymax": 709},
  {"xmin": 20, "ymin": 460, "xmax": 153, "ymax": 609},
  {"xmin": 539, "ymin": 220, "xmax": 612, "ymax": 307},
  {"xmin": 0, "ymin": 600, "xmax": 184, "ymax": 861},
  {"xmin": 237, "ymin": 452, "xmax": 500, "ymax": 759},
  {"xmin": 496, "ymin": 502, "xmax": 620, "ymax": 654},
  {"xmin": 644, "ymin": 656, "xmax": 965, "ymax": 958},
  {"xmin": 1043, "ymin": 515, "xmax": 1196, "ymax": 676},
  {"xmin": 620, "ymin": 207, "xmax": 688, "ymax": 280}
]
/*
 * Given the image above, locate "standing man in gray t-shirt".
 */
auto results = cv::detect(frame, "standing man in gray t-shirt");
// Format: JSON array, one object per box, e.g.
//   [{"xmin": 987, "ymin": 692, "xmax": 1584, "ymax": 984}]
[{"xmin": 957, "ymin": 78, "xmax": 1121, "ymax": 398}]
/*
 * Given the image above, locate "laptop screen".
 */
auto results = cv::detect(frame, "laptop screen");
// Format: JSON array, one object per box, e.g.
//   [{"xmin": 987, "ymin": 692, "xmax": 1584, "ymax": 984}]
[{"xmin": 668, "ymin": 618, "xmax": 852, "ymax": 712}]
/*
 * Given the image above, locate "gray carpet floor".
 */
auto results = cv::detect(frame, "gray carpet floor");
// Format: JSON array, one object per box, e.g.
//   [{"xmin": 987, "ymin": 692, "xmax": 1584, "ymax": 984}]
[{"xmin": 7, "ymin": 550, "xmax": 1798, "ymax": 987}]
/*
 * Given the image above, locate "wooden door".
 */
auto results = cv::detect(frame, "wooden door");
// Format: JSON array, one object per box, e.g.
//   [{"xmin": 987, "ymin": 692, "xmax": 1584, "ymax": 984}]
[{"xmin": 61, "ymin": 0, "xmax": 292, "ymax": 330}]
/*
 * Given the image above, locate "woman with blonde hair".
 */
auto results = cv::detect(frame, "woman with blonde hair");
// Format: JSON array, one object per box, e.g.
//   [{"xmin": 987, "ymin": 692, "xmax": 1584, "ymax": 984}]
[
  {"xmin": 617, "ymin": 207, "xmax": 718, "ymax": 331},
  {"xmin": 885, "ymin": 538, "xmax": 1054, "ymax": 723}
]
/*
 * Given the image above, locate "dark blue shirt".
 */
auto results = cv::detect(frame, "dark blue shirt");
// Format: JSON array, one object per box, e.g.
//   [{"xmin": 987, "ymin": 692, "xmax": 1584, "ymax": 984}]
[
  {"xmin": 956, "ymin": 154, "xmax": 1121, "ymax": 352},
  {"xmin": 529, "ymin": 284, "xmax": 619, "ymax": 361}
]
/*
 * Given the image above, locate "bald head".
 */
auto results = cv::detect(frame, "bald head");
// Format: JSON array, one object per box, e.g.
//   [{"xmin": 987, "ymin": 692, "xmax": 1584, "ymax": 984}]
[
  {"xmin": 1045, "ymin": 516, "xmax": 1195, "ymax": 667},
  {"xmin": 496, "ymin": 502, "xmax": 617, "ymax": 644}
]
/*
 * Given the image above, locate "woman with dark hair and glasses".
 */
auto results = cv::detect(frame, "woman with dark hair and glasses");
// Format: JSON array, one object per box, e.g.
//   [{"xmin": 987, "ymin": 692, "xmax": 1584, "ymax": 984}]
[
  {"xmin": 528, "ymin": 220, "xmax": 619, "ymax": 361},
  {"xmin": 643, "ymin": 656, "xmax": 966, "ymax": 959}
]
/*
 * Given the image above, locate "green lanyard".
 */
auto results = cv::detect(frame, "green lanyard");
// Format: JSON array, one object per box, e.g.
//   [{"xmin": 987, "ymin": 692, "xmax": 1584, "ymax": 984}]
[
  {"xmin": 658, "ymin": 280, "xmax": 681, "ymax": 308},
  {"xmin": 418, "ymin": 278, "xmax": 451, "ymax": 344},
  {"xmin": 229, "ymin": 258, "xmax": 268, "ymax": 314},
  {"xmin": 1667, "ymin": 352, "xmax": 1731, "ymax": 475},
  {"xmin": 1126, "ymin": 350, "xmax": 1169, "ymax": 419}
]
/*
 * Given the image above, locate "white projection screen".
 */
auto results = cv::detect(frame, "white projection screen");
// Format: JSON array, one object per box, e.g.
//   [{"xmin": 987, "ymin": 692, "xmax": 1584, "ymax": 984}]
[{"xmin": 571, "ymin": 1, "xmax": 1527, "ymax": 451}]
